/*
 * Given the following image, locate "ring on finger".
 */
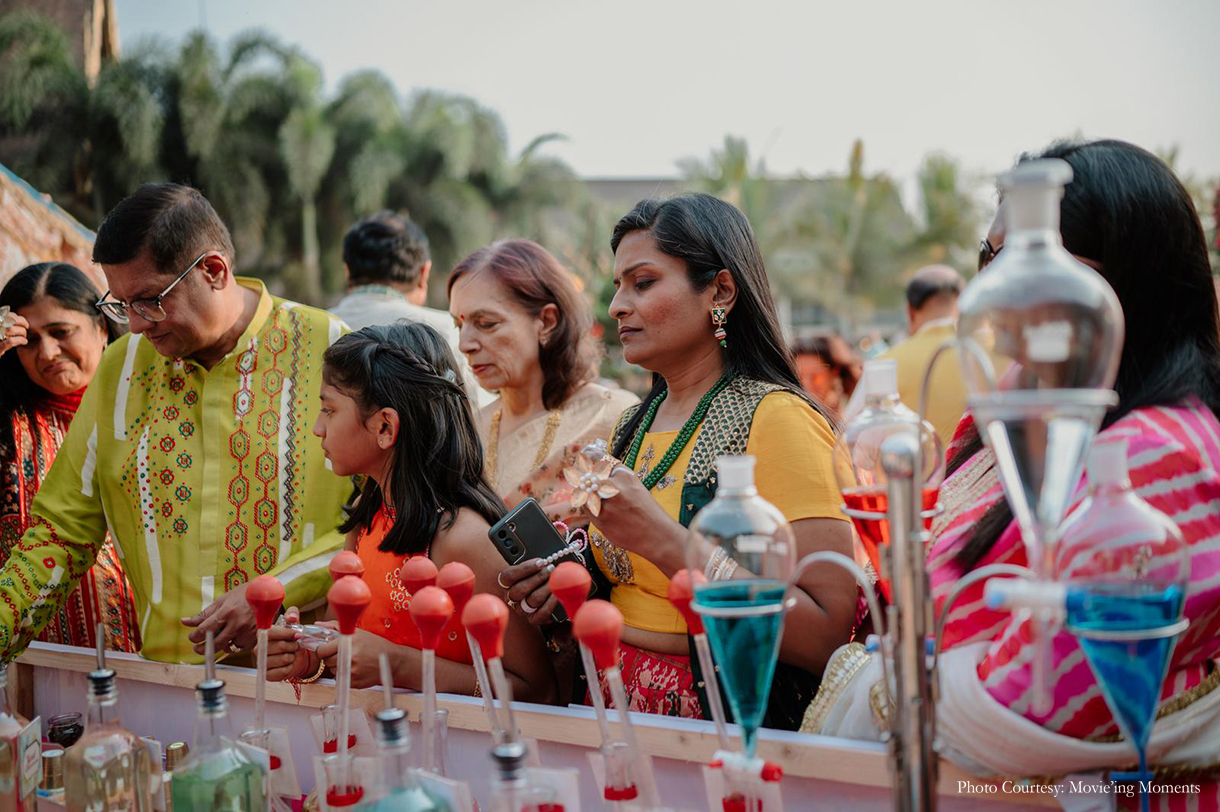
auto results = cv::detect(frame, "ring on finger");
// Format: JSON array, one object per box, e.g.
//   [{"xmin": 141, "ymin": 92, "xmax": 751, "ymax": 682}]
[
  {"xmin": 520, "ymin": 598, "xmax": 539, "ymax": 615},
  {"xmin": 496, "ymin": 572, "xmax": 510, "ymax": 590},
  {"xmin": 506, "ymin": 598, "xmax": 516, "ymax": 609}
]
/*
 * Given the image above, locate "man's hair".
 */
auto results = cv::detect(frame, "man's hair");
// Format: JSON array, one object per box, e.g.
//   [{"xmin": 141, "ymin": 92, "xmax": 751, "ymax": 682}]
[
  {"xmin": 342, "ymin": 211, "xmax": 430, "ymax": 287},
  {"xmin": 92, "ymin": 183, "xmax": 235, "ymax": 273},
  {"xmin": 905, "ymin": 271, "xmax": 964, "ymax": 310}
]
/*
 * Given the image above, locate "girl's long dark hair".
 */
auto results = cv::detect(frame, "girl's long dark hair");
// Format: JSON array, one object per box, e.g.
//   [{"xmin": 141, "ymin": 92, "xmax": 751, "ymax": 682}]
[
  {"xmin": 0, "ymin": 263, "xmax": 125, "ymax": 459},
  {"xmin": 324, "ymin": 321, "xmax": 505, "ymax": 556},
  {"xmin": 608, "ymin": 193, "xmax": 835, "ymax": 458},
  {"xmin": 951, "ymin": 139, "xmax": 1220, "ymax": 572}
]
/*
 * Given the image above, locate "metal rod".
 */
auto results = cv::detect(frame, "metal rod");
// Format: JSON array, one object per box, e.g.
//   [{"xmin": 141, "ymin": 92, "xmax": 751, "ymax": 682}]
[{"xmin": 881, "ymin": 431, "xmax": 937, "ymax": 812}]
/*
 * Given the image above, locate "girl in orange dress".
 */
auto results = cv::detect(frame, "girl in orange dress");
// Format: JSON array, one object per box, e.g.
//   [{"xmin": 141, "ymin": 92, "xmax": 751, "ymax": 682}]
[{"xmin": 266, "ymin": 322, "xmax": 555, "ymax": 701}]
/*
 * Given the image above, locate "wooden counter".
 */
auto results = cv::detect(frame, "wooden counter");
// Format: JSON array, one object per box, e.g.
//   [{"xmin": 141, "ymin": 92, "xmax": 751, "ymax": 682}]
[{"xmin": 14, "ymin": 642, "xmax": 1054, "ymax": 811}]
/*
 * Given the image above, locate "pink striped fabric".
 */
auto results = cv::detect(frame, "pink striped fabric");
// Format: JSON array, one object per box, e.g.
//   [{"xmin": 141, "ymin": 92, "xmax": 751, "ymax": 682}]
[{"xmin": 930, "ymin": 401, "xmax": 1220, "ymax": 811}]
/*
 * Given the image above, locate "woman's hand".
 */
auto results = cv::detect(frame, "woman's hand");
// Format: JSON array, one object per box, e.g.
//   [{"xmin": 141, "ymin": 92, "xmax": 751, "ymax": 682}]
[
  {"xmin": 0, "ymin": 312, "xmax": 28, "ymax": 358},
  {"xmin": 500, "ymin": 559, "xmax": 560, "ymax": 626},
  {"xmin": 582, "ymin": 465, "xmax": 687, "ymax": 577},
  {"xmin": 266, "ymin": 606, "xmax": 315, "ymax": 681},
  {"xmin": 315, "ymin": 628, "xmax": 398, "ymax": 689}
]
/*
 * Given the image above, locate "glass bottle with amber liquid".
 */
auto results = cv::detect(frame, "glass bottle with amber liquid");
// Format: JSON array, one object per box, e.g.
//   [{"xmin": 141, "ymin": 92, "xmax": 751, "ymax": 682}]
[{"xmin": 64, "ymin": 665, "xmax": 153, "ymax": 811}]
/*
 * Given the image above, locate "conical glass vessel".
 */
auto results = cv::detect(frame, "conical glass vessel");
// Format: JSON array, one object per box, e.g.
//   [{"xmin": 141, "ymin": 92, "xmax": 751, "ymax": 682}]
[
  {"xmin": 169, "ymin": 680, "xmax": 265, "ymax": 812},
  {"xmin": 687, "ymin": 456, "xmax": 795, "ymax": 758},
  {"xmin": 833, "ymin": 360, "xmax": 944, "ymax": 601},
  {"xmin": 1058, "ymin": 438, "xmax": 1188, "ymax": 812},
  {"xmin": 362, "ymin": 709, "xmax": 447, "ymax": 811}
]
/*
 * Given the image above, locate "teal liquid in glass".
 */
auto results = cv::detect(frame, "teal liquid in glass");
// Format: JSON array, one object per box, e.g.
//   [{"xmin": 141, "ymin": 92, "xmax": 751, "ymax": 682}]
[
  {"xmin": 365, "ymin": 786, "xmax": 449, "ymax": 811},
  {"xmin": 170, "ymin": 749, "xmax": 265, "ymax": 812},
  {"xmin": 694, "ymin": 579, "xmax": 786, "ymax": 757},
  {"xmin": 1066, "ymin": 583, "xmax": 1184, "ymax": 751}
]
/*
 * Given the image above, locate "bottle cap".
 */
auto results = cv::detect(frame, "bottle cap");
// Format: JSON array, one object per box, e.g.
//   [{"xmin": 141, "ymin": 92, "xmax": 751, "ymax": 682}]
[
  {"xmin": 328, "ymin": 550, "xmax": 365, "ymax": 581},
  {"xmin": 548, "ymin": 561, "xmax": 592, "ymax": 620},
  {"xmin": 195, "ymin": 678, "xmax": 227, "ymax": 713},
  {"xmin": 400, "ymin": 556, "xmax": 438, "ymax": 595},
  {"xmin": 573, "ymin": 600, "xmax": 623, "ymax": 670},
  {"xmin": 437, "ymin": 562, "xmax": 476, "ymax": 615},
  {"xmin": 87, "ymin": 668, "xmax": 117, "ymax": 698},
  {"xmin": 40, "ymin": 748, "xmax": 64, "ymax": 790},
  {"xmin": 166, "ymin": 742, "xmax": 189, "ymax": 770},
  {"xmin": 246, "ymin": 575, "xmax": 285, "ymax": 630},
  {"xmin": 1087, "ymin": 437, "xmax": 1129, "ymax": 487},
  {"xmin": 491, "ymin": 741, "xmax": 527, "ymax": 781},
  {"xmin": 409, "ymin": 586, "xmax": 454, "ymax": 650},
  {"xmin": 862, "ymin": 360, "xmax": 899, "ymax": 398},
  {"xmin": 328, "ymin": 575, "xmax": 372, "ymax": 635},
  {"xmin": 461, "ymin": 594, "xmax": 509, "ymax": 661},
  {"xmin": 374, "ymin": 708, "xmax": 409, "ymax": 747},
  {"xmin": 999, "ymin": 158, "xmax": 1072, "ymax": 233},
  {"xmin": 715, "ymin": 455, "xmax": 756, "ymax": 492},
  {"xmin": 666, "ymin": 569, "xmax": 706, "ymax": 635}
]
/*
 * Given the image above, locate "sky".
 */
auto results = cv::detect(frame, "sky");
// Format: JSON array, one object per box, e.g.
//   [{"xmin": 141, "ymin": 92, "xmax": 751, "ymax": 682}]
[{"xmin": 114, "ymin": 0, "xmax": 1220, "ymax": 189}]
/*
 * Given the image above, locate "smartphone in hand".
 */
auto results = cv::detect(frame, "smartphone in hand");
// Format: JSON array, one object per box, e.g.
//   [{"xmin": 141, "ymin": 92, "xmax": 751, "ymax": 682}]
[{"xmin": 488, "ymin": 498, "xmax": 582, "ymax": 622}]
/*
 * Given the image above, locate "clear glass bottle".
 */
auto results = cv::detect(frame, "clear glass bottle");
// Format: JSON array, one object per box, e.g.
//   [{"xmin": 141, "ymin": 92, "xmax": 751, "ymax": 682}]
[
  {"xmin": 169, "ymin": 679, "xmax": 265, "ymax": 812},
  {"xmin": 686, "ymin": 455, "xmax": 795, "ymax": 759},
  {"xmin": 362, "ymin": 708, "xmax": 447, "ymax": 811},
  {"xmin": 64, "ymin": 666, "xmax": 153, "ymax": 812},
  {"xmin": 832, "ymin": 360, "xmax": 944, "ymax": 600},
  {"xmin": 0, "ymin": 664, "xmax": 40, "ymax": 812}
]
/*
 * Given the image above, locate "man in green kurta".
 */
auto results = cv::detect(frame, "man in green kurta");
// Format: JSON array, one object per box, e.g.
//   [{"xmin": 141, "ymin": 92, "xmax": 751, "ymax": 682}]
[{"xmin": 0, "ymin": 184, "xmax": 348, "ymax": 663}]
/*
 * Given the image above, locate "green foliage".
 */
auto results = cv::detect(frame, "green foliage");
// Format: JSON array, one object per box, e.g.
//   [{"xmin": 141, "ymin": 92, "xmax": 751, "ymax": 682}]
[{"xmin": 0, "ymin": 11, "xmax": 585, "ymax": 307}]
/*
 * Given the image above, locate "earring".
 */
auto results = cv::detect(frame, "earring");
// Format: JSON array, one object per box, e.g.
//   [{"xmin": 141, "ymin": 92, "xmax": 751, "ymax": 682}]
[{"xmin": 711, "ymin": 306, "xmax": 728, "ymax": 348}]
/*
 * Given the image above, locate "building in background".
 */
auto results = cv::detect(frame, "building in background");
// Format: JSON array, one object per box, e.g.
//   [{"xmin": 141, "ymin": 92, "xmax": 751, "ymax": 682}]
[
  {"xmin": 0, "ymin": 164, "xmax": 100, "ymax": 289},
  {"xmin": 0, "ymin": 0, "xmax": 118, "ymax": 83}
]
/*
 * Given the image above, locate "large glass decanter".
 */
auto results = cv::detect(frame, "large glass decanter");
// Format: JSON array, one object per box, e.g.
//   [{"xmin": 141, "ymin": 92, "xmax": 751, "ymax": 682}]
[
  {"xmin": 64, "ymin": 667, "xmax": 153, "ymax": 811},
  {"xmin": 687, "ymin": 455, "xmax": 795, "ymax": 758},
  {"xmin": 169, "ymin": 679, "xmax": 266, "ymax": 812},
  {"xmin": 956, "ymin": 157, "xmax": 1124, "ymax": 713},
  {"xmin": 832, "ymin": 360, "xmax": 944, "ymax": 601},
  {"xmin": 1058, "ymin": 438, "xmax": 1189, "ymax": 812},
  {"xmin": 362, "ymin": 708, "xmax": 448, "ymax": 811}
]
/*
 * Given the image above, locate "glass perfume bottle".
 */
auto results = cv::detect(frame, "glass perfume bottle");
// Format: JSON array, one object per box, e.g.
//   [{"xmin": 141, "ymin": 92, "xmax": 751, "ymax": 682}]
[
  {"xmin": 0, "ymin": 664, "xmax": 40, "ymax": 812},
  {"xmin": 363, "ymin": 708, "xmax": 448, "ymax": 811},
  {"xmin": 686, "ymin": 455, "xmax": 795, "ymax": 759},
  {"xmin": 169, "ymin": 678, "xmax": 266, "ymax": 812},
  {"xmin": 833, "ymin": 360, "xmax": 944, "ymax": 601},
  {"xmin": 1058, "ymin": 438, "xmax": 1189, "ymax": 812},
  {"xmin": 63, "ymin": 666, "xmax": 154, "ymax": 811}
]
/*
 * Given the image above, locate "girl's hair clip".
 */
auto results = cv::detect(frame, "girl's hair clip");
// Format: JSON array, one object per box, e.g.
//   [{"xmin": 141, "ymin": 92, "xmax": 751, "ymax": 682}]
[{"xmin": 443, "ymin": 368, "xmax": 457, "ymax": 383}]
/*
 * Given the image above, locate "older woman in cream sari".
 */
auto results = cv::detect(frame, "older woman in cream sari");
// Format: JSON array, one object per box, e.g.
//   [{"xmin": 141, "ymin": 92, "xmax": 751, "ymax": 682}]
[{"xmin": 448, "ymin": 238, "xmax": 637, "ymax": 527}]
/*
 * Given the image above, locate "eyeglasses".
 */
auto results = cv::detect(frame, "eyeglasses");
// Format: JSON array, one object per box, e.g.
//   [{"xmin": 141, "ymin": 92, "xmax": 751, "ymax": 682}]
[
  {"xmin": 95, "ymin": 252, "xmax": 208, "ymax": 324},
  {"xmin": 977, "ymin": 239, "xmax": 1002, "ymax": 272}
]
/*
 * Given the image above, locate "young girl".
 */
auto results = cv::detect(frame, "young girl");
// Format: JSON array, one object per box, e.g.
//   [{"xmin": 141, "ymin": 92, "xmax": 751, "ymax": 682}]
[{"xmin": 267, "ymin": 322, "xmax": 555, "ymax": 702}]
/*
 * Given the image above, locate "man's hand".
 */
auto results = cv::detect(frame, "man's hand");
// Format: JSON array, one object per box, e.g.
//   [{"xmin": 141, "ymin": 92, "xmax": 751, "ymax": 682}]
[
  {"xmin": 182, "ymin": 581, "xmax": 257, "ymax": 655},
  {"xmin": 315, "ymin": 628, "xmax": 397, "ymax": 690}
]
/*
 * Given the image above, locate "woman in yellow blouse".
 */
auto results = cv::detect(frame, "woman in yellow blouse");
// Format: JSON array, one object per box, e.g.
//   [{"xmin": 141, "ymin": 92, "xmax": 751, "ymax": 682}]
[{"xmin": 505, "ymin": 194, "xmax": 858, "ymax": 727}]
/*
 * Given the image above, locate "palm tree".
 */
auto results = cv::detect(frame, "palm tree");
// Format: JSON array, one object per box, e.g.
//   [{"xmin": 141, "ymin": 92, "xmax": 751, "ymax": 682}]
[{"xmin": 280, "ymin": 101, "xmax": 335, "ymax": 302}]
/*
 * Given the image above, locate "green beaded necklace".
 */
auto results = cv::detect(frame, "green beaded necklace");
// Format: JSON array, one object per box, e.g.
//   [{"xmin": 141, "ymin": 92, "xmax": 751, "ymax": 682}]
[{"xmin": 623, "ymin": 375, "xmax": 731, "ymax": 490}]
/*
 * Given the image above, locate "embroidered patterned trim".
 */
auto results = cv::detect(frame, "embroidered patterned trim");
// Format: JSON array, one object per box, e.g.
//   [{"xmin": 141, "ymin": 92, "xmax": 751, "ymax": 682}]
[
  {"xmin": 684, "ymin": 378, "xmax": 786, "ymax": 485},
  {"xmin": 800, "ymin": 641, "xmax": 872, "ymax": 734}
]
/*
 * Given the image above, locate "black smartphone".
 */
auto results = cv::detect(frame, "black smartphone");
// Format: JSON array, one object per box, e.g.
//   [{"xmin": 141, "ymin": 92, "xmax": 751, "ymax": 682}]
[{"xmin": 488, "ymin": 498, "xmax": 581, "ymax": 622}]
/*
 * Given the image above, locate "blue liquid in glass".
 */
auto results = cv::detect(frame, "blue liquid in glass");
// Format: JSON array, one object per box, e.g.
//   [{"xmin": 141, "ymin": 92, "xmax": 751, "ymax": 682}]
[
  {"xmin": 693, "ymin": 579, "xmax": 786, "ymax": 758},
  {"xmin": 1066, "ymin": 583, "xmax": 1184, "ymax": 751}
]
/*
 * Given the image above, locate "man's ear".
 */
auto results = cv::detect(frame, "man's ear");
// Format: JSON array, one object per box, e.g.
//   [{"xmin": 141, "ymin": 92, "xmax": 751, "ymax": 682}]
[
  {"xmin": 417, "ymin": 260, "xmax": 432, "ymax": 291},
  {"xmin": 198, "ymin": 252, "xmax": 232, "ymax": 290}
]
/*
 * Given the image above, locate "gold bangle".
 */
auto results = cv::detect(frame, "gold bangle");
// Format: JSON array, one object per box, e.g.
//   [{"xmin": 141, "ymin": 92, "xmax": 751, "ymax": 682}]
[{"xmin": 293, "ymin": 656, "xmax": 325, "ymax": 685}]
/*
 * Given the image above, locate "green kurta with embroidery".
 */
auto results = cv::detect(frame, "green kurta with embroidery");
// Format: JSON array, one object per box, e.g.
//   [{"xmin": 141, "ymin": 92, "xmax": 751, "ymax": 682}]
[{"xmin": 0, "ymin": 279, "xmax": 349, "ymax": 663}]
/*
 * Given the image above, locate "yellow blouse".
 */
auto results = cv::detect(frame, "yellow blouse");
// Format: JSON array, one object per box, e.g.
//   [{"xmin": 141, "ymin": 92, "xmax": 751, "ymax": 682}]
[{"xmin": 592, "ymin": 391, "xmax": 845, "ymax": 634}]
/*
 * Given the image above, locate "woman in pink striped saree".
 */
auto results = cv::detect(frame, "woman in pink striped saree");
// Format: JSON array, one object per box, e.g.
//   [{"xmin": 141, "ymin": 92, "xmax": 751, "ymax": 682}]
[{"xmin": 809, "ymin": 140, "xmax": 1220, "ymax": 811}]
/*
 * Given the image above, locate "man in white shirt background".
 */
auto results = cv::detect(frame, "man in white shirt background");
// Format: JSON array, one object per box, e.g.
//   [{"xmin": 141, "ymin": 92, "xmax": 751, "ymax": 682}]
[{"xmin": 330, "ymin": 211, "xmax": 491, "ymax": 405}]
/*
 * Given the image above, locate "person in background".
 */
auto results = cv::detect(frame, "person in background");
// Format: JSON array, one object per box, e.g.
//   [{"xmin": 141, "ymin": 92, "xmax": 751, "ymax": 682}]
[
  {"xmin": 873, "ymin": 264, "xmax": 966, "ymax": 448},
  {"xmin": 448, "ymin": 239, "xmax": 638, "ymax": 525},
  {"xmin": 792, "ymin": 333, "xmax": 861, "ymax": 418},
  {"xmin": 330, "ymin": 211, "xmax": 489, "ymax": 405},
  {"xmin": 0, "ymin": 263, "xmax": 140, "ymax": 652},
  {"xmin": 808, "ymin": 140, "xmax": 1220, "ymax": 809},
  {"xmin": 0, "ymin": 183, "xmax": 350, "ymax": 663},
  {"xmin": 507, "ymin": 194, "xmax": 856, "ymax": 725},
  {"xmin": 265, "ymin": 322, "xmax": 555, "ymax": 700}
]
